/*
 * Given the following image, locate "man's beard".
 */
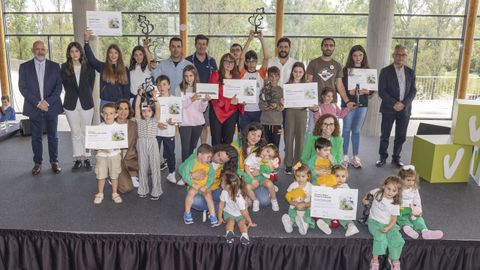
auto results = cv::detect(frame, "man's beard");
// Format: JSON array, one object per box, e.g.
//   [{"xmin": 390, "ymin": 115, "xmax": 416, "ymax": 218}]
[{"xmin": 279, "ymin": 51, "xmax": 289, "ymax": 58}]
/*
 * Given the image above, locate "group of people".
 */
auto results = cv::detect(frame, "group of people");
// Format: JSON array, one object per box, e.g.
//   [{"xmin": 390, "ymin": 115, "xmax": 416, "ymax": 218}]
[{"xmin": 17, "ymin": 29, "xmax": 422, "ymax": 269}]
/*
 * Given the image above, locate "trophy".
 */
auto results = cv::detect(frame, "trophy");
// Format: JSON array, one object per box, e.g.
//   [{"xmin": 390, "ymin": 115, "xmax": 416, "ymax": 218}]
[
  {"xmin": 248, "ymin": 7, "xmax": 265, "ymax": 34},
  {"xmin": 355, "ymin": 83, "xmax": 360, "ymax": 105},
  {"xmin": 138, "ymin": 15, "xmax": 154, "ymax": 38}
]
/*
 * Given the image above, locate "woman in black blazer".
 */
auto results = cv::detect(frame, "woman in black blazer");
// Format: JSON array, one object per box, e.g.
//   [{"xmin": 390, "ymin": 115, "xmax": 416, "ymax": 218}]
[{"xmin": 61, "ymin": 41, "xmax": 96, "ymax": 171}]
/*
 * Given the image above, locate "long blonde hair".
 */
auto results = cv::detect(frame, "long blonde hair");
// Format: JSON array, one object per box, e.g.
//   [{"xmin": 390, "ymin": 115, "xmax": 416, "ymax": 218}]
[
  {"xmin": 374, "ymin": 176, "xmax": 403, "ymax": 205},
  {"xmin": 103, "ymin": 44, "xmax": 128, "ymax": 85}
]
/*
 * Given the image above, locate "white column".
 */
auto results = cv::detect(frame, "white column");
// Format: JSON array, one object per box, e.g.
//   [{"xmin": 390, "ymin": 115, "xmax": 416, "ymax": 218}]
[
  {"xmin": 363, "ymin": 0, "xmax": 395, "ymax": 136},
  {"xmin": 72, "ymin": 0, "xmax": 100, "ymax": 124}
]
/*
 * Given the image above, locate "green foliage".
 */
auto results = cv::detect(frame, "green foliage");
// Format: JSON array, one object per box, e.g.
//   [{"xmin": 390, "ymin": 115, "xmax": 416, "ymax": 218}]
[{"xmin": 4, "ymin": 0, "xmax": 479, "ymax": 97}]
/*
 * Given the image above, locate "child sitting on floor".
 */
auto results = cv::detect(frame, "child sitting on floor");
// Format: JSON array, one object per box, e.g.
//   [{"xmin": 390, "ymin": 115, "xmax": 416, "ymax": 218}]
[
  {"xmin": 218, "ymin": 171, "xmax": 256, "ymax": 245},
  {"xmin": 179, "ymin": 144, "xmax": 219, "ymax": 227},
  {"xmin": 362, "ymin": 176, "xmax": 405, "ymax": 270},
  {"xmin": 281, "ymin": 163, "xmax": 315, "ymax": 235},
  {"xmin": 397, "ymin": 165, "xmax": 443, "ymax": 240},
  {"xmin": 315, "ymin": 165, "xmax": 359, "ymax": 237}
]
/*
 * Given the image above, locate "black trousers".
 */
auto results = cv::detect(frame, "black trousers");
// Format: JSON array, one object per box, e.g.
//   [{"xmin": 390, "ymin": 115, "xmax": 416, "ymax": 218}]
[
  {"xmin": 263, "ymin": 124, "xmax": 282, "ymax": 149},
  {"xmin": 378, "ymin": 111, "xmax": 411, "ymax": 161},
  {"xmin": 209, "ymin": 105, "xmax": 238, "ymax": 146},
  {"xmin": 179, "ymin": 125, "xmax": 203, "ymax": 162},
  {"xmin": 156, "ymin": 136, "xmax": 176, "ymax": 173},
  {"xmin": 31, "ymin": 113, "xmax": 58, "ymax": 164}
]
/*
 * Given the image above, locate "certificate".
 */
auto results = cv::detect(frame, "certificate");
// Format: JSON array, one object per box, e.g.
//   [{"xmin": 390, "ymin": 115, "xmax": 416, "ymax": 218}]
[
  {"xmin": 85, "ymin": 124, "xmax": 128, "ymax": 149},
  {"xmin": 86, "ymin": 11, "xmax": 123, "ymax": 36},
  {"xmin": 347, "ymin": 68, "xmax": 378, "ymax": 91},
  {"xmin": 223, "ymin": 79, "xmax": 258, "ymax": 104},
  {"xmin": 158, "ymin": 96, "xmax": 182, "ymax": 123},
  {"xmin": 283, "ymin": 83, "xmax": 319, "ymax": 108},
  {"xmin": 185, "ymin": 83, "xmax": 219, "ymax": 99},
  {"xmin": 310, "ymin": 186, "xmax": 358, "ymax": 220}
]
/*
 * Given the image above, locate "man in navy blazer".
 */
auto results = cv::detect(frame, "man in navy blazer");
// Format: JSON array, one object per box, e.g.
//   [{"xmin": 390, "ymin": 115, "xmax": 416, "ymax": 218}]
[
  {"xmin": 376, "ymin": 45, "xmax": 417, "ymax": 168},
  {"xmin": 19, "ymin": 41, "xmax": 63, "ymax": 175}
]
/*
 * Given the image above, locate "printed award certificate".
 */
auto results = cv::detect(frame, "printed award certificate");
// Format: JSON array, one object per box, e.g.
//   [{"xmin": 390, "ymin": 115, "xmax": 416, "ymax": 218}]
[
  {"xmin": 85, "ymin": 124, "xmax": 128, "ymax": 149},
  {"xmin": 347, "ymin": 68, "xmax": 378, "ymax": 91},
  {"xmin": 184, "ymin": 83, "xmax": 219, "ymax": 99},
  {"xmin": 223, "ymin": 79, "xmax": 258, "ymax": 104},
  {"xmin": 158, "ymin": 96, "xmax": 183, "ymax": 123},
  {"xmin": 283, "ymin": 83, "xmax": 319, "ymax": 108},
  {"xmin": 310, "ymin": 186, "xmax": 358, "ymax": 220},
  {"xmin": 86, "ymin": 11, "xmax": 123, "ymax": 36}
]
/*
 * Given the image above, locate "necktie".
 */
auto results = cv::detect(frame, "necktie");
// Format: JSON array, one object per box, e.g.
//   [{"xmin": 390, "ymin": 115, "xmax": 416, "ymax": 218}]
[{"xmin": 37, "ymin": 62, "xmax": 45, "ymax": 100}]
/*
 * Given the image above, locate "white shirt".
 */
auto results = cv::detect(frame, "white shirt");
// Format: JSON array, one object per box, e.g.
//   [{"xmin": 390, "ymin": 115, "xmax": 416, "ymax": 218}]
[
  {"xmin": 95, "ymin": 122, "xmax": 122, "ymax": 158},
  {"xmin": 268, "ymin": 56, "xmax": 297, "ymax": 87},
  {"xmin": 286, "ymin": 181, "xmax": 312, "ymax": 209},
  {"xmin": 368, "ymin": 188, "xmax": 400, "ymax": 224},
  {"xmin": 220, "ymin": 189, "xmax": 247, "ymax": 217},
  {"xmin": 337, "ymin": 183, "xmax": 350, "ymax": 189},
  {"xmin": 242, "ymin": 70, "xmax": 263, "ymax": 112},
  {"xmin": 130, "ymin": 64, "xmax": 152, "ymax": 96},
  {"xmin": 73, "ymin": 64, "xmax": 81, "ymax": 86},
  {"xmin": 245, "ymin": 153, "xmax": 261, "ymax": 171},
  {"xmin": 156, "ymin": 122, "xmax": 176, "ymax": 137},
  {"xmin": 34, "ymin": 59, "xmax": 46, "ymax": 100},
  {"xmin": 395, "ymin": 65, "xmax": 406, "ymax": 101},
  {"xmin": 401, "ymin": 188, "xmax": 422, "ymax": 208}
]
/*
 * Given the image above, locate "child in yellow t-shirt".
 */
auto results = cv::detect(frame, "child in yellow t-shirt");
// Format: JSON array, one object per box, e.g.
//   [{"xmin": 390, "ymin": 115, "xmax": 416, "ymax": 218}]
[
  {"xmin": 179, "ymin": 144, "xmax": 219, "ymax": 227},
  {"xmin": 308, "ymin": 137, "xmax": 337, "ymax": 187}
]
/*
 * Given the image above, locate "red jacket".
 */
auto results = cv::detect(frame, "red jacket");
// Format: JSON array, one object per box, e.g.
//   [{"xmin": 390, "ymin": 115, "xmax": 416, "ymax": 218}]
[{"xmin": 209, "ymin": 71, "xmax": 244, "ymax": 123}]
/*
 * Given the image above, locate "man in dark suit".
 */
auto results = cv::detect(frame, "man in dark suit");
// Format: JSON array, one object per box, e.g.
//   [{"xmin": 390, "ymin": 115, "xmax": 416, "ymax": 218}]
[
  {"xmin": 376, "ymin": 45, "xmax": 417, "ymax": 168},
  {"xmin": 19, "ymin": 40, "xmax": 63, "ymax": 175}
]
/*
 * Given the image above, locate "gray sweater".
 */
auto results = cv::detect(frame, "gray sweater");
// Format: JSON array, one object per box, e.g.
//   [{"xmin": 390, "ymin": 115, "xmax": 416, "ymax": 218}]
[{"xmin": 259, "ymin": 84, "xmax": 284, "ymax": 125}]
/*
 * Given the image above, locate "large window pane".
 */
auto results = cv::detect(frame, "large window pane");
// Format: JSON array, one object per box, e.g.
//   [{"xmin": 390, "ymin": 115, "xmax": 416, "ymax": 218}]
[{"xmin": 5, "ymin": 0, "xmax": 72, "ymax": 12}]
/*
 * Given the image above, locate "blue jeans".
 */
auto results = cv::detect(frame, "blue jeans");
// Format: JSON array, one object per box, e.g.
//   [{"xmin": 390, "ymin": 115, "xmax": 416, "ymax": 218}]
[
  {"xmin": 239, "ymin": 111, "xmax": 261, "ymax": 133},
  {"xmin": 255, "ymin": 186, "xmax": 271, "ymax": 207},
  {"xmin": 192, "ymin": 188, "xmax": 223, "ymax": 212},
  {"xmin": 342, "ymin": 107, "xmax": 367, "ymax": 156},
  {"xmin": 191, "ymin": 187, "xmax": 271, "ymax": 211},
  {"xmin": 306, "ymin": 110, "xmax": 315, "ymax": 134}
]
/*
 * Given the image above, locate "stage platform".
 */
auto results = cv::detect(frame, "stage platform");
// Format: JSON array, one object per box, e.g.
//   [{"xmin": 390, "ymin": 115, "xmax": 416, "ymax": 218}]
[{"xmin": 0, "ymin": 132, "xmax": 479, "ymax": 270}]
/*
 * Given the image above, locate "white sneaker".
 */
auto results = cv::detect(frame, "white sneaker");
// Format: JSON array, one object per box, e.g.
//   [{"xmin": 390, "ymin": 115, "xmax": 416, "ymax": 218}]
[
  {"xmin": 295, "ymin": 214, "xmax": 308, "ymax": 235},
  {"xmin": 274, "ymin": 185, "xmax": 279, "ymax": 192},
  {"xmin": 252, "ymin": 200, "xmax": 260, "ymax": 212},
  {"xmin": 342, "ymin": 155, "xmax": 350, "ymax": 168},
  {"xmin": 271, "ymin": 199, "xmax": 280, "ymax": 212},
  {"xmin": 131, "ymin": 176, "xmax": 139, "ymax": 188},
  {"xmin": 350, "ymin": 156, "xmax": 363, "ymax": 168},
  {"xmin": 166, "ymin": 173, "xmax": 177, "ymax": 184},
  {"xmin": 345, "ymin": 222, "xmax": 359, "ymax": 237},
  {"xmin": 316, "ymin": 219, "xmax": 332, "ymax": 235},
  {"xmin": 282, "ymin": 214, "xmax": 293, "ymax": 233},
  {"xmin": 176, "ymin": 178, "xmax": 185, "ymax": 186}
]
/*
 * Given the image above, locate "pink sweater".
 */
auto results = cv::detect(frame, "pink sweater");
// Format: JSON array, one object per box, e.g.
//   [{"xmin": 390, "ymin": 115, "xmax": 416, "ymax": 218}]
[
  {"xmin": 181, "ymin": 96, "xmax": 208, "ymax": 126},
  {"xmin": 313, "ymin": 103, "xmax": 351, "ymax": 123}
]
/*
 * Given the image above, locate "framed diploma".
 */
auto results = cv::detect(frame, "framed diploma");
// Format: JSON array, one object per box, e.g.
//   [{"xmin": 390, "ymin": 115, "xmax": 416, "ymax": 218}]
[
  {"xmin": 86, "ymin": 11, "xmax": 123, "ymax": 36},
  {"xmin": 223, "ymin": 79, "xmax": 258, "ymax": 104},
  {"xmin": 310, "ymin": 186, "xmax": 358, "ymax": 220},
  {"xmin": 347, "ymin": 68, "xmax": 378, "ymax": 91},
  {"xmin": 283, "ymin": 83, "xmax": 319, "ymax": 108},
  {"xmin": 158, "ymin": 96, "xmax": 183, "ymax": 123},
  {"xmin": 85, "ymin": 124, "xmax": 128, "ymax": 149}
]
